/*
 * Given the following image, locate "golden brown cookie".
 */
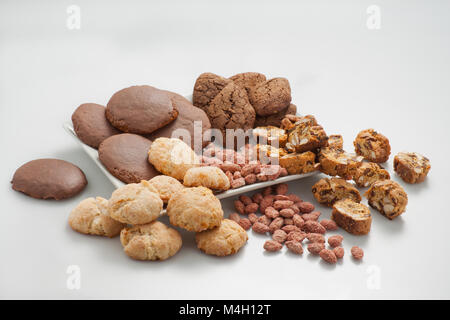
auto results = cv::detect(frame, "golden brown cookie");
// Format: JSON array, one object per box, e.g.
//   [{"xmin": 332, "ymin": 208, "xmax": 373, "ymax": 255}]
[
  {"xmin": 254, "ymin": 103, "xmax": 297, "ymax": 128},
  {"xmin": 393, "ymin": 152, "xmax": 431, "ymax": 184},
  {"xmin": 318, "ymin": 147, "xmax": 363, "ymax": 180},
  {"xmin": 193, "ymin": 73, "xmax": 233, "ymax": 110},
  {"xmin": 167, "ymin": 187, "xmax": 223, "ymax": 232},
  {"xmin": 279, "ymin": 151, "xmax": 316, "ymax": 175},
  {"xmin": 183, "ymin": 166, "xmax": 230, "ymax": 191},
  {"xmin": 147, "ymin": 175, "xmax": 185, "ymax": 203},
  {"xmin": 252, "ymin": 126, "xmax": 287, "ymax": 148},
  {"xmin": 120, "ymin": 221, "xmax": 182, "ymax": 261},
  {"xmin": 195, "ymin": 219, "xmax": 248, "ymax": 256},
  {"xmin": 69, "ymin": 197, "xmax": 125, "ymax": 237},
  {"xmin": 354, "ymin": 129, "xmax": 391, "ymax": 163},
  {"xmin": 332, "ymin": 199, "xmax": 372, "ymax": 235},
  {"xmin": 365, "ymin": 180, "xmax": 408, "ymax": 219},
  {"xmin": 352, "ymin": 162, "xmax": 390, "ymax": 187},
  {"xmin": 108, "ymin": 182, "xmax": 163, "ymax": 225},
  {"xmin": 248, "ymin": 78, "xmax": 292, "ymax": 116},
  {"xmin": 229, "ymin": 72, "xmax": 266, "ymax": 93},
  {"xmin": 311, "ymin": 177, "xmax": 361, "ymax": 207},
  {"xmin": 148, "ymin": 137, "xmax": 200, "ymax": 181},
  {"xmin": 285, "ymin": 117, "xmax": 328, "ymax": 153}
]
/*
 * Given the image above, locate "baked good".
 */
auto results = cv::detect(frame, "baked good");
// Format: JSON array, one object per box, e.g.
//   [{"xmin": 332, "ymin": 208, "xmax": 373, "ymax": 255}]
[
  {"xmin": 365, "ymin": 180, "xmax": 408, "ymax": 219},
  {"xmin": 312, "ymin": 177, "xmax": 361, "ymax": 206},
  {"xmin": 147, "ymin": 92, "xmax": 211, "ymax": 149},
  {"xmin": 120, "ymin": 221, "xmax": 182, "ymax": 261},
  {"xmin": 147, "ymin": 175, "xmax": 185, "ymax": 203},
  {"xmin": 252, "ymin": 126, "xmax": 287, "ymax": 148},
  {"xmin": 195, "ymin": 219, "xmax": 248, "ymax": 256},
  {"xmin": 281, "ymin": 114, "xmax": 317, "ymax": 131},
  {"xmin": 318, "ymin": 148, "xmax": 363, "ymax": 180},
  {"xmin": 285, "ymin": 117, "xmax": 328, "ymax": 153},
  {"xmin": 71, "ymin": 103, "xmax": 121, "ymax": 149},
  {"xmin": 254, "ymin": 103, "xmax": 297, "ymax": 128},
  {"xmin": 255, "ymin": 144, "xmax": 288, "ymax": 165},
  {"xmin": 11, "ymin": 159, "xmax": 87, "ymax": 200},
  {"xmin": 328, "ymin": 134, "xmax": 343, "ymax": 149},
  {"xmin": 229, "ymin": 72, "xmax": 266, "ymax": 93},
  {"xmin": 193, "ymin": 72, "xmax": 233, "ymax": 110},
  {"xmin": 352, "ymin": 162, "xmax": 390, "ymax": 187},
  {"xmin": 248, "ymin": 78, "xmax": 291, "ymax": 116},
  {"xmin": 394, "ymin": 152, "xmax": 431, "ymax": 184},
  {"xmin": 148, "ymin": 137, "xmax": 200, "ymax": 180},
  {"xmin": 106, "ymin": 85, "xmax": 178, "ymax": 134},
  {"xmin": 204, "ymin": 82, "xmax": 256, "ymax": 138},
  {"xmin": 69, "ymin": 197, "xmax": 125, "ymax": 237},
  {"xmin": 331, "ymin": 199, "xmax": 372, "ymax": 235},
  {"xmin": 99, "ymin": 133, "xmax": 159, "ymax": 183},
  {"xmin": 167, "ymin": 187, "xmax": 223, "ymax": 232},
  {"xmin": 108, "ymin": 182, "xmax": 163, "ymax": 225},
  {"xmin": 354, "ymin": 129, "xmax": 391, "ymax": 163},
  {"xmin": 279, "ymin": 151, "xmax": 316, "ymax": 175},
  {"xmin": 183, "ymin": 166, "xmax": 230, "ymax": 191}
]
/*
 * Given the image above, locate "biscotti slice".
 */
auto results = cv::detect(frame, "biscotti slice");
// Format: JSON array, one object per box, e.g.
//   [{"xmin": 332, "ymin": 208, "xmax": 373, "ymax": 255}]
[
  {"xmin": 252, "ymin": 126, "xmax": 287, "ymax": 148},
  {"xmin": 365, "ymin": 180, "xmax": 408, "ymax": 220},
  {"xmin": 354, "ymin": 129, "xmax": 391, "ymax": 163},
  {"xmin": 352, "ymin": 162, "xmax": 390, "ymax": 187},
  {"xmin": 255, "ymin": 144, "xmax": 287, "ymax": 165},
  {"xmin": 312, "ymin": 177, "xmax": 361, "ymax": 207},
  {"xmin": 285, "ymin": 117, "xmax": 328, "ymax": 153},
  {"xmin": 332, "ymin": 199, "xmax": 372, "ymax": 235},
  {"xmin": 318, "ymin": 147, "xmax": 363, "ymax": 180},
  {"xmin": 394, "ymin": 152, "xmax": 431, "ymax": 184},
  {"xmin": 279, "ymin": 151, "xmax": 316, "ymax": 175},
  {"xmin": 328, "ymin": 134, "xmax": 343, "ymax": 149}
]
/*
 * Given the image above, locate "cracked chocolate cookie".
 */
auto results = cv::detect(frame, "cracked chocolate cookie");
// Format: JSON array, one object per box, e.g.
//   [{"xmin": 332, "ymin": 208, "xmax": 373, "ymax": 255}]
[
  {"xmin": 229, "ymin": 72, "xmax": 266, "ymax": 93},
  {"xmin": 248, "ymin": 78, "xmax": 292, "ymax": 116},
  {"xmin": 354, "ymin": 129, "xmax": 391, "ymax": 163},
  {"xmin": 193, "ymin": 72, "xmax": 233, "ymax": 110},
  {"xmin": 365, "ymin": 180, "xmax": 408, "ymax": 220},
  {"xmin": 394, "ymin": 152, "xmax": 431, "ymax": 184},
  {"xmin": 312, "ymin": 177, "xmax": 361, "ymax": 207}
]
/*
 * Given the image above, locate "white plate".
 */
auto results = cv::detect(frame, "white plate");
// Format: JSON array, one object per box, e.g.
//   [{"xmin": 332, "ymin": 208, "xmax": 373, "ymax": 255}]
[{"xmin": 63, "ymin": 96, "xmax": 318, "ymax": 199}]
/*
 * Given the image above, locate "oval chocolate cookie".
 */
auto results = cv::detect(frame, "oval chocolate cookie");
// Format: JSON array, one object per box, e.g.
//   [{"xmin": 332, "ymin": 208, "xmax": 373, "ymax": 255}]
[
  {"xmin": 193, "ymin": 73, "xmax": 233, "ymax": 110},
  {"xmin": 12, "ymin": 159, "xmax": 87, "ymax": 200},
  {"xmin": 98, "ymin": 133, "xmax": 159, "ymax": 184},
  {"xmin": 72, "ymin": 103, "xmax": 121, "ymax": 149},
  {"xmin": 106, "ymin": 85, "xmax": 178, "ymax": 135},
  {"xmin": 248, "ymin": 78, "xmax": 292, "ymax": 116}
]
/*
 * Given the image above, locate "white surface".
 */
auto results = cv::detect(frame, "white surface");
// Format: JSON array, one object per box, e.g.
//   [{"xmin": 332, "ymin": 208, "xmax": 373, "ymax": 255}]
[{"xmin": 1, "ymin": 0, "xmax": 449, "ymax": 299}]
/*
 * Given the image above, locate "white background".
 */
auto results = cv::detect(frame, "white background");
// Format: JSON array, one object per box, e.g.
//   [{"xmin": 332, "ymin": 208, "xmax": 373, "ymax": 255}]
[{"xmin": 1, "ymin": 0, "xmax": 449, "ymax": 299}]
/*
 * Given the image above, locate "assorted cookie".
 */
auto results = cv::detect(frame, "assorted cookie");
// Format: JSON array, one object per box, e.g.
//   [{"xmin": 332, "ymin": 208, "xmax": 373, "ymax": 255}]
[{"xmin": 394, "ymin": 152, "xmax": 431, "ymax": 184}]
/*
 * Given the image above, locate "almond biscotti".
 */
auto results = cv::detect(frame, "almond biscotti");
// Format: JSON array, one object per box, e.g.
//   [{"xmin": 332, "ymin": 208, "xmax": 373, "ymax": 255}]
[
  {"xmin": 331, "ymin": 199, "xmax": 372, "ymax": 235},
  {"xmin": 312, "ymin": 177, "xmax": 361, "ymax": 207},
  {"xmin": 318, "ymin": 147, "xmax": 363, "ymax": 180},
  {"xmin": 279, "ymin": 151, "xmax": 316, "ymax": 175},
  {"xmin": 365, "ymin": 180, "xmax": 408, "ymax": 219},
  {"xmin": 394, "ymin": 152, "xmax": 431, "ymax": 184},
  {"xmin": 352, "ymin": 162, "xmax": 390, "ymax": 187},
  {"xmin": 354, "ymin": 129, "xmax": 391, "ymax": 163}
]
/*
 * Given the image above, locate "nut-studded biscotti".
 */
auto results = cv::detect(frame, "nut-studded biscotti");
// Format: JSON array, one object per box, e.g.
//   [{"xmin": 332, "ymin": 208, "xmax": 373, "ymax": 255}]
[
  {"xmin": 332, "ymin": 199, "xmax": 372, "ymax": 235},
  {"xmin": 394, "ymin": 152, "xmax": 431, "ymax": 184},
  {"xmin": 365, "ymin": 180, "xmax": 408, "ymax": 219},
  {"xmin": 312, "ymin": 177, "xmax": 361, "ymax": 207},
  {"xmin": 285, "ymin": 117, "xmax": 328, "ymax": 153},
  {"xmin": 352, "ymin": 162, "xmax": 390, "ymax": 187},
  {"xmin": 255, "ymin": 144, "xmax": 288, "ymax": 164},
  {"xmin": 328, "ymin": 134, "xmax": 343, "ymax": 149},
  {"xmin": 318, "ymin": 147, "xmax": 363, "ymax": 180},
  {"xmin": 280, "ymin": 114, "xmax": 318, "ymax": 131},
  {"xmin": 354, "ymin": 129, "xmax": 391, "ymax": 163},
  {"xmin": 252, "ymin": 126, "xmax": 287, "ymax": 148},
  {"xmin": 279, "ymin": 151, "xmax": 316, "ymax": 175}
]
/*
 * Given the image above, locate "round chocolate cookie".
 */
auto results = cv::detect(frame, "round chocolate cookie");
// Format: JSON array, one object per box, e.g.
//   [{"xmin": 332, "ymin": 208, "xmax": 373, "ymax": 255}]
[
  {"xmin": 98, "ymin": 133, "xmax": 159, "ymax": 184},
  {"xmin": 106, "ymin": 85, "xmax": 178, "ymax": 135},
  {"xmin": 192, "ymin": 73, "xmax": 233, "ymax": 110},
  {"xmin": 72, "ymin": 103, "xmax": 121, "ymax": 149},
  {"xmin": 11, "ymin": 159, "xmax": 87, "ymax": 200},
  {"xmin": 229, "ymin": 72, "xmax": 266, "ymax": 93},
  {"xmin": 147, "ymin": 92, "xmax": 211, "ymax": 150},
  {"xmin": 205, "ymin": 82, "xmax": 255, "ymax": 138},
  {"xmin": 254, "ymin": 103, "xmax": 297, "ymax": 127},
  {"xmin": 248, "ymin": 78, "xmax": 292, "ymax": 116}
]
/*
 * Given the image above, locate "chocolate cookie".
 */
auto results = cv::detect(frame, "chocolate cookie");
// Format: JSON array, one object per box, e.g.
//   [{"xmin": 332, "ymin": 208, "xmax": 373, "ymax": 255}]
[
  {"xmin": 98, "ymin": 133, "xmax": 159, "ymax": 184},
  {"xmin": 229, "ymin": 72, "xmax": 266, "ymax": 93},
  {"xmin": 147, "ymin": 91, "xmax": 211, "ymax": 149},
  {"xmin": 11, "ymin": 159, "xmax": 87, "ymax": 200},
  {"xmin": 254, "ymin": 103, "xmax": 297, "ymax": 127},
  {"xmin": 72, "ymin": 103, "xmax": 121, "ymax": 149},
  {"xmin": 205, "ymin": 82, "xmax": 256, "ymax": 138},
  {"xmin": 106, "ymin": 85, "xmax": 178, "ymax": 135},
  {"xmin": 248, "ymin": 78, "xmax": 292, "ymax": 116},
  {"xmin": 192, "ymin": 73, "xmax": 233, "ymax": 110}
]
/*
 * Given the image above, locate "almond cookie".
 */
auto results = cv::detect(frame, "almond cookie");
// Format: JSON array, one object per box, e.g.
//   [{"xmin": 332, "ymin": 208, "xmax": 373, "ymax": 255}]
[
  {"xmin": 254, "ymin": 103, "xmax": 297, "ymax": 128},
  {"xmin": 312, "ymin": 177, "xmax": 361, "ymax": 207},
  {"xmin": 193, "ymin": 72, "xmax": 233, "ymax": 110},
  {"xmin": 167, "ymin": 187, "xmax": 223, "ymax": 232},
  {"xmin": 229, "ymin": 72, "xmax": 266, "ymax": 93},
  {"xmin": 354, "ymin": 129, "xmax": 391, "ymax": 163},
  {"xmin": 352, "ymin": 162, "xmax": 390, "ymax": 187},
  {"xmin": 183, "ymin": 166, "xmax": 230, "ymax": 191},
  {"xmin": 331, "ymin": 198, "xmax": 372, "ymax": 235},
  {"xmin": 279, "ymin": 151, "xmax": 316, "ymax": 175},
  {"xmin": 205, "ymin": 82, "xmax": 256, "ymax": 138},
  {"xmin": 195, "ymin": 219, "xmax": 248, "ymax": 256},
  {"xmin": 285, "ymin": 117, "xmax": 328, "ymax": 153},
  {"xmin": 69, "ymin": 197, "xmax": 126, "ymax": 237},
  {"xmin": 148, "ymin": 137, "xmax": 200, "ymax": 181},
  {"xmin": 252, "ymin": 126, "xmax": 287, "ymax": 147},
  {"xmin": 147, "ymin": 175, "xmax": 185, "ymax": 203},
  {"xmin": 248, "ymin": 78, "xmax": 291, "ymax": 116},
  {"xmin": 255, "ymin": 144, "xmax": 288, "ymax": 164},
  {"xmin": 318, "ymin": 147, "xmax": 363, "ymax": 180},
  {"xmin": 328, "ymin": 134, "xmax": 343, "ymax": 149},
  {"xmin": 394, "ymin": 152, "xmax": 431, "ymax": 184},
  {"xmin": 108, "ymin": 182, "xmax": 163, "ymax": 225},
  {"xmin": 365, "ymin": 180, "xmax": 408, "ymax": 219},
  {"xmin": 106, "ymin": 85, "xmax": 178, "ymax": 134},
  {"xmin": 120, "ymin": 221, "xmax": 182, "ymax": 261}
]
